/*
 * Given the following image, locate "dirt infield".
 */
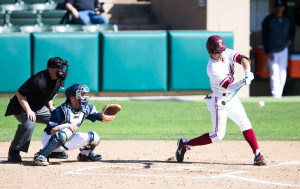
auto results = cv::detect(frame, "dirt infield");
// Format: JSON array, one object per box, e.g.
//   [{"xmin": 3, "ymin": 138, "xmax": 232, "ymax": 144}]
[{"xmin": 0, "ymin": 140, "xmax": 299, "ymax": 189}]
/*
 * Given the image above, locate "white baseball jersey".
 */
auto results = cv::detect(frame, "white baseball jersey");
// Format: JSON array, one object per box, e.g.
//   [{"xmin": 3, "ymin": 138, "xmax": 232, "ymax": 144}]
[
  {"xmin": 207, "ymin": 48, "xmax": 243, "ymax": 94},
  {"xmin": 206, "ymin": 48, "xmax": 252, "ymax": 143}
]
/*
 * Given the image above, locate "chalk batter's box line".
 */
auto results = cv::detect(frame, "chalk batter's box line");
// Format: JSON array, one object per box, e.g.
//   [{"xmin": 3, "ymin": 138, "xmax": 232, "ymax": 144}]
[{"xmin": 64, "ymin": 161, "xmax": 300, "ymax": 188}]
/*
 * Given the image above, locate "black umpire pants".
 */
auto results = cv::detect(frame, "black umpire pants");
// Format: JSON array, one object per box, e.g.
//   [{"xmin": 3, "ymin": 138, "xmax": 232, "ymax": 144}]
[{"xmin": 9, "ymin": 106, "xmax": 51, "ymax": 153}]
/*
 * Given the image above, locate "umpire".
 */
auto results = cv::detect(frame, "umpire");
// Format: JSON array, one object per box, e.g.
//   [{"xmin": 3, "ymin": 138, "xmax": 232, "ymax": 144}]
[{"xmin": 5, "ymin": 57, "xmax": 69, "ymax": 162}]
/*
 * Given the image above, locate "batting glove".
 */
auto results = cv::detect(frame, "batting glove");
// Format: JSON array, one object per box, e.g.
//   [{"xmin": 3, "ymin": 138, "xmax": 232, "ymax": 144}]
[{"xmin": 244, "ymin": 70, "xmax": 254, "ymax": 85}]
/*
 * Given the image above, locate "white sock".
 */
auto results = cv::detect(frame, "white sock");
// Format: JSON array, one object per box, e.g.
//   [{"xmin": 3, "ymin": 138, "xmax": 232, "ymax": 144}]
[{"xmin": 255, "ymin": 149, "xmax": 261, "ymax": 156}]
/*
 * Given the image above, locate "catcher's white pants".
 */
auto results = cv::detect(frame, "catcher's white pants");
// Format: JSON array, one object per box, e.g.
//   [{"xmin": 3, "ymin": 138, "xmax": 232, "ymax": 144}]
[
  {"xmin": 41, "ymin": 132, "xmax": 90, "ymax": 152},
  {"xmin": 206, "ymin": 94, "xmax": 252, "ymax": 143},
  {"xmin": 268, "ymin": 47, "xmax": 288, "ymax": 98}
]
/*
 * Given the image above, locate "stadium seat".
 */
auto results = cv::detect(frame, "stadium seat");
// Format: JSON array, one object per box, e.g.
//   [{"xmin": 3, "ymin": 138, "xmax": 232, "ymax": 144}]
[
  {"xmin": 0, "ymin": 12, "xmax": 5, "ymax": 25},
  {"xmin": 20, "ymin": 24, "xmax": 51, "ymax": 32},
  {"xmin": 83, "ymin": 24, "xmax": 118, "ymax": 32},
  {"xmin": 24, "ymin": 0, "xmax": 54, "ymax": 3},
  {"xmin": 1, "ymin": 0, "xmax": 30, "ymax": 28},
  {"xmin": 41, "ymin": 10, "xmax": 68, "ymax": 25},
  {"xmin": 10, "ymin": 11, "xmax": 36, "ymax": 25},
  {"xmin": 1, "ymin": 3, "xmax": 31, "ymax": 12},
  {"xmin": 31, "ymin": 2, "xmax": 57, "ymax": 12},
  {"xmin": 0, "ymin": 0, "xmax": 16, "ymax": 5},
  {"xmin": 0, "ymin": 25, "xmax": 20, "ymax": 33},
  {"xmin": 52, "ymin": 24, "xmax": 83, "ymax": 32}
]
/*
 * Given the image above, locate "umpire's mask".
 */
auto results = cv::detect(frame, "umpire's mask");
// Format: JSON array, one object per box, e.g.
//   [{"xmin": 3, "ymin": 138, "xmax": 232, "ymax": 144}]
[{"xmin": 47, "ymin": 57, "xmax": 69, "ymax": 89}]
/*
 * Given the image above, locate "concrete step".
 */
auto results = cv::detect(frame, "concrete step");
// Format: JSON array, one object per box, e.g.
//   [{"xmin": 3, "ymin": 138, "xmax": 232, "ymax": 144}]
[
  {"xmin": 117, "ymin": 24, "xmax": 169, "ymax": 30},
  {"xmin": 105, "ymin": 13, "xmax": 154, "ymax": 24},
  {"xmin": 104, "ymin": 3, "xmax": 151, "ymax": 15}
]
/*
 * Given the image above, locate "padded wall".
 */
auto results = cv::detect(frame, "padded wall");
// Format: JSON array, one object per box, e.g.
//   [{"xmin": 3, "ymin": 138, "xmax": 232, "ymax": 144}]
[
  {"xmin": 0, "ymin": 33, "xmax": 31, "ymax": 92},
  {"xmin": 101, "ymin": 31, "xmax": 168, "ymax": 91},
  {"xmin": 169, "ymin": 31, "xmax": 234, "ymax": 90},
  {"xmin": 32, "ymin": 33, "xmax": 99, "ymax": 92}
]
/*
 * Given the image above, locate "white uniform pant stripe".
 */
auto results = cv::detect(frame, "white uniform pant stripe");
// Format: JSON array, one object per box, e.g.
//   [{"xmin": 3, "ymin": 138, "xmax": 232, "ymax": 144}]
[{"xmin": 210, "ymin": 97, "xmax": 219, "ymax": 140}]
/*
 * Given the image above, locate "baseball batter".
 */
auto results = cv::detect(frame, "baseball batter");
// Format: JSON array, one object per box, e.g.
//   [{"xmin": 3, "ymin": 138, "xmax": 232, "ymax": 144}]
[
  {"xmin": 176, "ymin": 35, "xmax": 266, "ymax": 166},
  {"xmin": 32, "ymin": 84, "xmax": 121, "ymax": 166}
]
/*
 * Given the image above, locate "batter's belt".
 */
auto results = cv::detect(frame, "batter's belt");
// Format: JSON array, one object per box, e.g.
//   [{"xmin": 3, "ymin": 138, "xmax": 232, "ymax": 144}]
[{"xmin": 211, "ymin": 90, "xmax": 226, "ymax": 96}]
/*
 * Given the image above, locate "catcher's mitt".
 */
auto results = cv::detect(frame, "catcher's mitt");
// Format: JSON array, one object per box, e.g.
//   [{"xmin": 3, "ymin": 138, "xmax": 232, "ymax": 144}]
[{"xmin": 101, "ymin": 104, "xmax": 122, "ymax": 122}]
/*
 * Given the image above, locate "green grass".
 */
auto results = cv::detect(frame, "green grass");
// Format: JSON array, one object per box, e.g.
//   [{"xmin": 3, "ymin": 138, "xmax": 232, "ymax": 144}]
[{"xmin": 0, "ymin": 96, "xmax": 299, "ymax": 141}]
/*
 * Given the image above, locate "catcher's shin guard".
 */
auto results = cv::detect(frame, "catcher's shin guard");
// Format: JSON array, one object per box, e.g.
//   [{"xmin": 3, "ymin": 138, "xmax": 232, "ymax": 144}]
[
  {"xmin": 38, "ymin": 134, "xmax": 62, "ymax": 158},
  {"xmin": 39, "ymin": 129, "xmax": 73, "ymax": 158},
  {"xmin": 77, "ymin": 131, "xmax": 102, "ymax": 161}
]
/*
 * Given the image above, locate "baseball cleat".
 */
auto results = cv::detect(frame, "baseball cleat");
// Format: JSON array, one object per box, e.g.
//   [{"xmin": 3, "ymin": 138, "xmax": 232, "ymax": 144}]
[
  {"xmin": 48, "ymin": 152, "xmax": 68, "ymax": 159},
  {"xmin": 8, "ymin": 150, "xmax": 22, "ymax": 162},
  {"xmin": 176, "ymin": 138, "xmax": 187, "ymax": 163},
  {"xmin": 77, "ymin": 152, "xmax": 102, "ymax": 162},
  {"xmin": 77, "ymin": 153, "xmax": 89, "ymax": 161},
  {"xmin": 32, "ymin": 154, "xmax": 49, "ymax": 166},
  {"xmin": 254, "ymin": 152, "xmax": 267, "ymax": 166},
  {"xmin": 89, "ymin": 151, "xmax": 102, "ymax": 161}
]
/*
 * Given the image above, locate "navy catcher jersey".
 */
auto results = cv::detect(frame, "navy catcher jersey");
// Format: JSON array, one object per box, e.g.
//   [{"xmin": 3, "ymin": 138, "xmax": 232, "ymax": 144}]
[{"xmin": 44, "ymin": 103, "xmax": 102, "ymax": 135}]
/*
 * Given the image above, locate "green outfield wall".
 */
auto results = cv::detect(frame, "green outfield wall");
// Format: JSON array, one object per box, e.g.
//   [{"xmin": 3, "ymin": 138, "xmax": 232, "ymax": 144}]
[
  {"xmin": 0, "ymin": 31, "xmax": 233, "ymax": 93},
  {"xmin": 169, "ymin": 31, "xmax": 233, "ymax": 90},
  {"xmin": 32, "ymin": 33, "xmax": 99, "ymax": 92},
  {"xmin": 0, "ymin": 33, "xmax": 31, "ymax": 93}
]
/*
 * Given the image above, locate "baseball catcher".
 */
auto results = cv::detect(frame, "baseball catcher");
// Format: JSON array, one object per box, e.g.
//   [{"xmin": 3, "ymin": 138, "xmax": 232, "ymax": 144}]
[{"xmin": 32, "ymin": 84, "xmax": 121, "ymax": 166}]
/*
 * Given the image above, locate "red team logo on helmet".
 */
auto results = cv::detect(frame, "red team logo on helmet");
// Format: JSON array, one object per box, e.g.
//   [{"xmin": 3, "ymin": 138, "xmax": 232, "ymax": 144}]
[{"xmin": 206, "ymin": 35, "xmax": 227, "ymax": 53}]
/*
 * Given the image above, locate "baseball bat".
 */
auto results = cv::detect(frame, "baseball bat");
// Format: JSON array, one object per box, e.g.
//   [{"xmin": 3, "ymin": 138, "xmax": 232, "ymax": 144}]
[{"xmin": 221, "ymin": 83, "xmax": 244, "ymax": 106}]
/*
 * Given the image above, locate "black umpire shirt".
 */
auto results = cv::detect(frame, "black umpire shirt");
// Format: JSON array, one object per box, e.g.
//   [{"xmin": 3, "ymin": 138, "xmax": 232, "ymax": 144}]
[{"xmin": 5, "ymin": 70, "xmax": 61, "ymax": 116}]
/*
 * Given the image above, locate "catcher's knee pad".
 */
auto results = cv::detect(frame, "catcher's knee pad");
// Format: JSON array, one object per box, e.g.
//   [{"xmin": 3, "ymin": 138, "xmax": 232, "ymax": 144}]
[
  {"xmin": 56, "ymin": 128, "xmax": 73, "ymax": 144},
  {"xmin": 88, "ymin": 131, "xmax": 100, "ymax": 147}
]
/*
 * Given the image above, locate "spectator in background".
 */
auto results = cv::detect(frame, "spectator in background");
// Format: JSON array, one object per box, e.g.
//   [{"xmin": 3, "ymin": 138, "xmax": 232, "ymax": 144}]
[
  {"xmin": 5, "ymin": 57, "xmax": 69, "ymax": 162},
  {"xmin": 65, "ymin": 0, "xmax": 109, "ymax": 25},
  {"xmin": 262, "ymin": 0, "xmax": 296, "ymax": 98}
]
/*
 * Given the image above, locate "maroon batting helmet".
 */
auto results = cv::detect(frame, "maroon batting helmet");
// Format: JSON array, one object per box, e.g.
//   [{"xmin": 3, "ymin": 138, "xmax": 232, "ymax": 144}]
[{"xmin": 206, "ymin": 35, "xmax": 227, "ymax": 53}]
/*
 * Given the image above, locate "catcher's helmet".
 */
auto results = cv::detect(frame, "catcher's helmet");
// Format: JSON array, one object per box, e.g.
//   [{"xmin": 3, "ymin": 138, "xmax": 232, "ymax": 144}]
[
  {"xmin": 65, "ymin": 84, "xmax": 89, "ymax": 109},
  {"xmin": 206, "ymin": 35, "xmax": 227, "ymax": 53}
]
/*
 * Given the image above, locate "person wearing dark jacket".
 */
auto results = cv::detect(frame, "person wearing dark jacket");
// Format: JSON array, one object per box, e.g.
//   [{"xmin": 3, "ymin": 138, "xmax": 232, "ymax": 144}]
[
  {"xmin": 65, "ymin": 0, "xmax": 108, "ymax": 25},
  {"xmin": 262, "ymin": 0, "xmax": 296, "ymax": 98},
  {"xmin": 6, "ymin": 57, "xmax": 69, "ymax": 162}
]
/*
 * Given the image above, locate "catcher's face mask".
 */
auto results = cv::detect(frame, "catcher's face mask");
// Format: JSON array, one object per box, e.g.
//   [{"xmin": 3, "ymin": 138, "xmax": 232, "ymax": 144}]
[
  {"xmin": 47, "ymin": 57, "xmax": 69, "ymax": 89},
  {"xmin": 76, "ymin": 85, "xmax": 89, "ymax": 109}
]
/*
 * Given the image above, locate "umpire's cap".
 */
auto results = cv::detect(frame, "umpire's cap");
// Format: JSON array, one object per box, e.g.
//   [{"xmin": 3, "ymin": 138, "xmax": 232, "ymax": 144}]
[{"xmin": 47, "ymin": 57, "xmax": 69, "ymax": 69}]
